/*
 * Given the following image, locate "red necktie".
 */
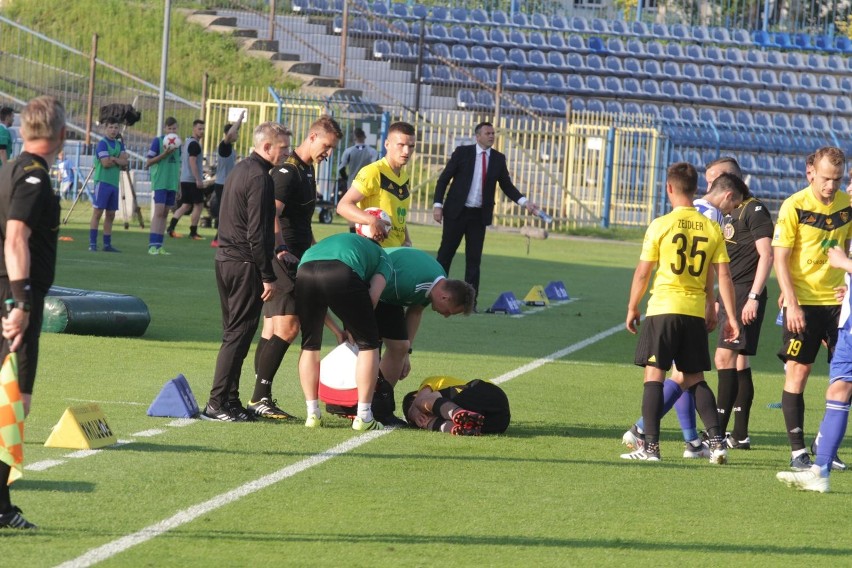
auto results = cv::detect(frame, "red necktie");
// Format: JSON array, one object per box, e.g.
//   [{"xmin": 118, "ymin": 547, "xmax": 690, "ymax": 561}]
[{"xmin": 481, "ymin": 151, "xmax": 487, "ymax": 194}]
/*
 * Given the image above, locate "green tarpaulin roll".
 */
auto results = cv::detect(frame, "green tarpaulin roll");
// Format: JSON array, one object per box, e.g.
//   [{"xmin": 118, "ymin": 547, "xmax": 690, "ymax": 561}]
[{"xmin": 42, "ymin": 286, "xmax": 150, "ymax": 336}]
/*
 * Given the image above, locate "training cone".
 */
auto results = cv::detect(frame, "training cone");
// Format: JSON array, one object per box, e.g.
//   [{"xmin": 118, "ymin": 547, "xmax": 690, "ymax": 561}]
[
  {"xmin": 523, "ymin": 285, "xmax": 550, "ymax": 306},
  {"xmin": 544, "ymin": 281, "xmax": 570, "ymax": 301},
  {"xmin": 319, "ymin": 343, "xmax": 359, "ymax": 406},
  {"xmin": 44, "ymin": 404, "xmax": 117, "ymax": 449},
  {"xmin": 486, "ymin": 292, "xmax": 522, "ymax": 315},
  {"xmin": 147, "ymin": 374, "xmax": 200, "ymax": 418}
]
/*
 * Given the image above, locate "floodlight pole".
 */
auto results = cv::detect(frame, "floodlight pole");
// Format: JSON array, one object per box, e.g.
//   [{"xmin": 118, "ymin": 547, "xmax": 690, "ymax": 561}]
[{"xmin": 157, "ymin": 0, "xmax": 172, "ymax": 136}]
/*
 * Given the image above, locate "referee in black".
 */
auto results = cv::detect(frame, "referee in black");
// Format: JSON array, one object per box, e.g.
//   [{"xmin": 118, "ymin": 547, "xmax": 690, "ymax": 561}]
[
  {"xmin": 203, "ymin": 122, "xmax": 292, "ymax": 422},
  {"xmin": 0, "ymin": 96, "xmax": 66, "ymax": 529}
]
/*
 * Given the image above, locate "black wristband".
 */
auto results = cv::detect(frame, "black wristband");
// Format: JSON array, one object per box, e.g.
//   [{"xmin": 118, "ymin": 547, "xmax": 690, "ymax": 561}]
[
  {"xmin": 10, "ymin": 279, "xmax": 32, "ymax": 304},
  {"xmin": 275, "ymin": 244, "xmax": 289, "ymax": 254},
  {"xmin": 407, "ymin": 347, "xmax": 413, "ymax": 354}
]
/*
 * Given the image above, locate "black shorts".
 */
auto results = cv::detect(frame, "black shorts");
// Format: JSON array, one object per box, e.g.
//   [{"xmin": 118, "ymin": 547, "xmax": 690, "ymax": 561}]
[
  {"xmin": 179, "ymin": 181, "xmax": 205, "ymax": 205},
  {"xmin": 777, "ymin": 304, "xmax": 840, "ymax": 365},
  {"xmin": 634, "ymin": 314, "xmax": 711, "ymax": 373},
  {"xmin": 375, "ymin": 301, "xmax": 407, "ymax": 341},
  {"xmin": 0, "ymin": 279, "xmax": 46, "ymax": 395},
  {"xmin": 296, "ymin": 260, "xmax": 380, "ymax": 351},
  {"xmin": 717, "ymin": 285, "xmax": 767, "ymax": 356},
  {"xmin": 439, "ymin": 380, "xmax": 510, "ymax": 434},
  {"xmin": 262, "ymin": 257, "xmax": 297, "ymax": 317}
]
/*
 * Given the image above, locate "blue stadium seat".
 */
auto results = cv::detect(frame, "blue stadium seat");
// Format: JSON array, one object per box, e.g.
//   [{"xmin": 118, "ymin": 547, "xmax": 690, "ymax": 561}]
[
  {"xmin": 550, "ymin": 51, "xmax": 568, "ymax": 69},
  {"xmin": 419, "ymin": 63, "xmax": 433, "ymax": 82},
  {"xmin": 712, "ymin": 27, "xmax": 732, "ymax": 44},
  {"xmin": 717, "ymin": 109, "xmax": 735, "ymax": 125},
  {"xmin": 605, "ymin": 100, "xmax": 623, "ymax": 114},
  {"xmin": 766, "ymin": 51, "xmax": 785, "ymax": 67},
  {"xmin": 651, "ymin": 22, "xmax": 670, "ymax": 39},
  {"xmin": 449, "ymin": 25, "xmax": 468, "ymax": 44},
  {"xmin": 705, "ymin": 45, "xmax": 724, "ymax": 62},
  {"xmin": 550, "ymin": 73, "xmax": 569, "ymax": 92},
  {"xmin": 773, "ymin": 32, "xmax": 792, "ymax": 49},
  {"xmin": 800, "ymin": 72, "xmax": 818, "ymax": 91},
  {"xmin": 528, "ymin": 71, "xmax": 546, "ymax": 89},
  {"xmin": 837, "ymin": 35, "xmax": 852, "ymax": 53},
  {"xmin": 390, "ymin": 2, "xmax": 408, "ymax": 18},
  {"xmin": 430, "ymin": 43, "xmax": 451, "ymax": 61},
  {"xmin": 513, "ymin": 93, "xmax": 532, "ymax": 110},
  {"xmin": 740, "ymin": 68, "xmax": 758, "ymax": 84},
  {"xmin": 699, "ymin": 84, "xmax": 719, "ymax": 103},
  {"xmin": 472, "ymin": 67, "xmax": 491, "ymax": 85},
  {"xmin": 475, "ymin": 90, "xmax": 494, "ymax": 110},
  {"xmin": 371, "ymin": 1, "xmax": 389, "ymax": 16},
  {"xmin": 623, "ymin": 77, "xmax": 641, "ymax": 95},
  {"xmin": 737, "ymin": 88, "xmax": 755, "ymax": 106},
  {"xmin": 795, "ymin": 33, "xmax": 815, "ymax": 51},
  {"xmin": 725, "ymin": 47, "xmax": 744, "ymax": 65},
  {"xmin": 471, "ymin": 45, "xmax": 489, "ymax": 65},
  {"xmin": 373, "ymin": 19, "xmax": 391, "ymax": 36},
  {"xmin": 392, "ymin": 40, "xmax": 412, "ymax": 59},
  {"xmin": 786, "ymin": 52, "xmax": 805, "ymax": 68},
  {"xmin": 550, "ymin": 95, "xmax": 568, "ymax": 114},
  {"xmin": 660, "ymin": 80, "xmax": 679, "ymax": 100},
  {"xmin": 670, "ymin": 23, "xmax": 690, "ymax": 40},
  {"xmin": 644, "ymin": 59, "xmax": 663, "ymax": 79},
  {"xmin": 432, "ymin": 65, "xmax": 452, "ymax": 82},
  {"xmin": 551, "ymin": 33, "xmax": 569, "ymax": 51},
  {"xmin": 510, "ymin": 30, "xmax": 529, "ymax": 48},
  {"xmin": 756, "ymin": 90, "xmax": 775, "ymax": 108},
  {"xmin": 759, "ymin": 69, "xmax": 778, "ymax": 86},
  {"xmin": 457, "ymin": 89, "xmax": 475, "ymax": 109},
  {"xmin": 811, "ymin": 115, "xmax": 831, "ymax": 131},
  {"xmin": 836, "ymin": 95, "xmax": 852, "ymax": 114},
  {"xmin": 815, "ymin": 34, "xmax": 838, "ymax": 53},
  {"xmin": 604, "ymin": 76, "xmax": 622, "ymax": 93},
  {"xmin": 531, "ymin": 94, "xmax": 551, "ymax": 114},
  {"xmin": 431, "ymin": 6, "xmax": 449, "ymax": 21},
  {"xmin": 698, "ymin": 108, "xmax": 717, "ymax": 123},
  {"xmin": 611, "ymin": 19, "xmax": 631, "ymax": 36},
  {"xmin": 607, "ymin": 37, "xmax": 627, "ymax": 56},
  {"xmin": 752, "ymin": 29, "xmax": 771, "ymax": 48},
  {"xmin": 737, "ymin": 154, "xmax": 756, "ymax": 173},
  {"xmin": 660, "ymin": 105, "xmax": 678, "ymax": 121},
  {"xmin": 590, "ymin": 18, "xmax": 609, "ymax": 35},
  {"xmin": 451, "ymin": 44, "xmax": 471, "ymax": 63},
  {"xmin": 570, "ymin": 16, "xmax": 588, "ymax": 32},
  {"xmin": 532, "ymin": 13, "xmax": 549, "ymax": 31},
  {"xmin": 624, "ymin": 102, "xmax": 643, "ymax": 114},
  {"xmin": 586, "ymin": 54, "xmax": 604, "ymax": 72},
  {"xmin": 490, "ymin": 46, "xmax": 508, "ymax": 66},
  {"xmin": 632, "ymin": 21, "xmax": 650, "ymax": 36},
  {"xmin": 746, "ymin": 49, "xmax": 766, "ymax": 66},
  {"xmin": 832, "ymin": 117, "xmax": 850, "ymax": 134},
  {"xmin": 669, "ymin": 43, "xmax": 688, "ymax": 60},
  {"xmin": 731, "ymin": 28, "xmax": 751, "ymax": 45},
  {"xmin": 718, "ymin": 86, "xmax": 736, "ymax": 103},
  {"xmin": 626, "ymin": 39, "xmax": 645, "ymax": 56},
  {"xmin": 469, "ymin": 8, "xmax": 488, "ymax": 25},
  {"xmin": 755, "ymin": 154, "xmax": 772, "ymax": 173},
  {"xmin": 450, "ymin": 6, "xmax": 468, "ymax": 23},
  {"xmin": 411, "ymin": 4, "xmax": 428, "ymax": 19},
  {"xmin": 373, "ymin": 39, "xmax": 392, "ymax": 59},
  {"xmin": 586, "ymin": 75, "xmax": 605, "ymax": 93},
  {"xmin": 776, "ymin": 155, "xmax": 795, "ymax": 177},
  {"xmin": 587, "ymin": 98, "xmax": 605, "ymax": 113},
  {"xmin": 529, "ymin": 31, "xmax": 547, "ymax": 48},
  {"xmin": 720, "ymin": 65, "xmax": 740, "ymax": 84},
  {"xmin": 642, "ymin": 79, "xmax": 661, "ymax": 97},
  {"xmin": 551, "ymin": 14, "xmax": 568, "ymax": 31},
  {"xmin": 795, "ymin": 92, "xmax": 814, "ymax": 110},
  {"xmin": 646, "ymin": 41, "xmax": 665, "ymax": 58},
  {"xmin": 588, "ymin": 37, "xmax": 606, "ymax": 54},
  {"xmin": 469, "ymin": 27, "xmax": 487, "ymax": 45},
  {"xmin": 508, "ymin": 48, "xmax": 528, "ymax": 68},
  {"xmin": 512, "ymin": 12, "xmax": 529, "ymax": 28},
  {"xmin": 662, "ymin": 61, "xmax": 681, "ymax": 77},
  {"xmin": 409, "ymin": 21, "xmax": 422, "ymax": 38},
  {"xmin": 529, "ymin": 50, "xmax": 547, "ymax": 68},
  {"xmin": 605, "ymin": 55, "xmax": 623, "ymax": 74},
  {"xmin": 682, "ymin": 62, "xmax": 700, "ymax": 81},
  {"xmin": 624, "ymin": 57, "xmax": 643, "ymax": 78},
  {"xmin": 774, "ymin": 113, "xmax": 791, "ymax": 129},
  {"xmin": 702, "ymin": 64, "xmax": 720, "ymax": 82},
  {"xmin": 489, "ymin": 28, "xmax": 507, "ymax": 46},
  {"xmin": 779, "ymin": 71, "xmax": 799, "ymax": 89},
  {"xmin": 492, "ymin": 10, "xmax": 509, "ymax": 27},
  {"xmin": 753, "ymin": 111, "xmax": 772, "ymax": 129},
  {"xmin": 692, "ymin": 25, "xmax": 710, "ymax": 43},
  {"xmin": 681, "ymin": 82, "xmax": 699, "ymax": 101},
  {"xmin": 808, "ymin": 53, "xmax": 827, "ymax": 70},
  {"xmin": 680, "ymin": 107, "xmax": 697, "ymax": 122},
  {"xmin": 428, "ymin": 23, "xmax": 449, "ymax": 41}
]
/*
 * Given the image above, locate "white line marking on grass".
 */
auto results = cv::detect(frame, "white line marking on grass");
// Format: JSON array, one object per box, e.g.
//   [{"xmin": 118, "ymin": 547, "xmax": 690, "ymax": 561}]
[
  {"xmin": 64, "ymin": 449, "xmax": 102, "ymax": 459},
  {"xmin": 130, "ymin": 429, "xmax": 165, "ymax": 438},
  {"xmin": 491, "ymin": 322, "xmax": 625, "ymax": 385},
  {"xmin": 55, "ymin": 429, "xmax": 391, "ymax": 568},
  {"xmin": 55, "ymin": 321, "xmax": 626, "ymax": 567},
  {"xmin": 509, "ymin": 298, "xmax": 577, "ymax": 318},
  {"xmin": 65, "ymin": 398, "xmax": 147, "ymax": 406},
  {"xmin": 166, "ymin": 418, "xmax": 196, "ymax": 428},
  {"xmin": 26, "ymin": 459, "xmax": 66, "ymax": 471}
]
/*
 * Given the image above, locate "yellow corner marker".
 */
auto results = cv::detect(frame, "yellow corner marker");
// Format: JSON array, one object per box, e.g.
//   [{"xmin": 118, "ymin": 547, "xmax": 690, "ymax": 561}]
[
  {"xmin": 44, "ymin": 403, "xmax": 117, "ymax": 449},
  {"xmin": 523, "ymin": 285, "xmax": 550, "ymax": 307}
]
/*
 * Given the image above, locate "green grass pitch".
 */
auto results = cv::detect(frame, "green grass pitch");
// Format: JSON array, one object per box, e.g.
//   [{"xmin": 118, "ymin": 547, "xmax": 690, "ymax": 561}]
[{"xmin": 4, "ymin": 203, "xmax": 851, "ymax": 566}]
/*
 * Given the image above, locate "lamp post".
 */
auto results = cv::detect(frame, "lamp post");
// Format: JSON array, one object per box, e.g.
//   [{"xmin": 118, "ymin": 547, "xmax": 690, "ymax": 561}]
[{"xmin": 157, "ymin": 0, "xmax": 172, "ymax": 136}]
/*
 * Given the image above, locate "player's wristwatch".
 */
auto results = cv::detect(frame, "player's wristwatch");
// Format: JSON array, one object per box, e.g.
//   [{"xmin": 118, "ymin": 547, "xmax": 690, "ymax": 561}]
[{"xmin": 747, "ymin": 292, "xmax": 759, "ymax": 301}]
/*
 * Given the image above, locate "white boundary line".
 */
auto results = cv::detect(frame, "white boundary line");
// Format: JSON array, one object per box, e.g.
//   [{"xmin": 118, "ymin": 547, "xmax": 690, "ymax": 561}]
[{"xmin": 55, "ymin": 322, "xmax": 625, "ymax": 568}]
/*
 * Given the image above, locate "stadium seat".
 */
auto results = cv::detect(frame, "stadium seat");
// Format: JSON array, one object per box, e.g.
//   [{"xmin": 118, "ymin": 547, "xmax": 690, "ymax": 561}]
[
  {"xmin": 623, "ymin": 78, "xmax": 641, "ymax": 96},
  {"xmin": 811, "ymin": 115, "xmax": 831, "ymax": 132},
  {"xmin": 561, "ymin": 34, "xmax": 580, "ymax": 52},
  {"xmin": 773, "ymin": 32, "xmax": 792, "ymax": 49},
  {"xmin": 489, "ymin": 28, "xmax": 507, "ymax": 46},
  {"xmin": 531, "ymin": 94, "xmax": 551, "ymax": 114},
  {"xmin": 529, "ymin": 50, "xmax": 547, "ymax": 68},
  {"xmin": 428, "ymin": 42, "xmax": 450, "ymax": 62},
  {"xmin": 475, "ymin": 90, "xmax": 495, "ymax": 110},
  {"xmin": 588, "ymin": 37, "xmax": 606, "ymax": 54},
  {"xmin": 605, "ymin": 100, "xmax": 623, "ymax": 114},
  {"xmin": 752, "ymin": 29, "xmax": 771, "ymax": 47},
  {"xmin": 698, "ymin": 108, "xmax": 717, "ymax": 123},
  {"xmin": 836, "ymin": 95, "xmax": 852, "ymax": 114},
  {"xmin": 819, "ymin": 74, "xmax": 839, "ymax": 93},
  {"xmin": 511, "ymin": 12, "xmax": 528, "ymax": 28},
  {"xmin": 471, "ymin": 45, "xmax": 489, "ymax": 65},
  {"xmin": 779, "ymin": 71, "xmax": 799, "ymax": 89},
  {"xmin": 448, "ymin": 25, "xmax": 467, "ymax": 44},
  {"xmin": 642, "ymin": 79, "xmax": 661, "ymax": 97},
  {"xmin": 373, "ymin": 19, "xmax": 391, "ymax": 36},
  {"xmin": 753, "ymin": 111, "xmax": 772, "ymax": 129},
  {"xmin": 670, "ymin": 43, "xmax": 688, "ymax": 60},
  {"xmin": 371, "ymin": 1, "xmax": 389, "ymax": 16},
  {"xmin": 607, "ymin": 37, "xmax": 627, "ymax": 56},
  {"xmin": 643, "ymin": 59, "xmax": 663, "ymax": 79},
  {"xmin": 392, "ymin": 40, "xmax": 412, "ymax": 59},
  {"xmin": 586, "ymin": 75, "xmax": 605, "ymax": 93},
  {"xmin": 624, "ymin": 102, "xmax": 643, "ymax": 115},
  {"xmin": 591, "ymin": 18, "xmax": 610, "ymax": 35},
  {"xmin": 800, "ymin": 72, "xmax": 818, "ymax": 91},
  {"xmin": 651, "ymin": 22, "xmax": 670, "ymax": 39},
  {"xmin": 679, "ymin": 62, "xmax": 699, "ymax": 82},
  {"xmin": 528, "ymin": 71, "xmax": 547, "ymax": 89},
  {"xmin": 550, "ymin": 50, "xmax": 568, "ymax": 69},
  {"xmin": 839, "ymin": 74, "xmax": 852, "ymax": 92},
  {"xmin": 680, "ymin": 82, "xmax": 699, "ymax": 101},
  {"xmin": 662, "ymin": 60, "xmax": 681, "ymax": 77},
  {"xmin": 737, "ymin": 87, "xmax": 755, "ymax": 106},
  {"xmin": 631, "ymin": 21, "xmax": 650, "ymax": 36},
  {"xmin": 815, "ymin": 34, "xmax": 838, "ymax": 53},
  {"xmin": 624, "ymin": 57, "xmax": 643, "ymax": 78},
  {"xmin": 735, "ymin": 110, "xmax": 753, "ymax": 128},
  {"xmin": 450, "ymin": 6, "xmax": 468, "ymax": 23},
  {"xmin": 717, "ymin": 109, "xmax": 735, "ymax": 126},
  {"xmin": 692, "ymin": 25, "xmax": 710, "ymax": 43},
  {"xmin": 720, "ymin": 65, "xmax": 739, "ymax": 84},
  {"xmin": 513, "ymin": 93, "xmax": 531, "ymax": 110},
  {"xmin": 490, "ymin": 46, "xmax": 508, "ymax": 66},
  {"xmin": 391, "ymin": 3, "xmax": 409, "ymax": 19},
  {"xmin": 641, "ymin": 103, "xmax": 661, "ymax": 119},
  {"xmin": 702, "ymin": 64, "xmax": 720, "ymax": 82},
  {"xmin": 725, "ymin": 47, "xmax": 745, "ymax": 65},
  {"xmin": 807, "ymin": 53, "xmax": 826, "ymax": 70},
  {"xmin": 776, "ymin": 92, "xmax": 794, "ymax": 110},
  {"xmin": 786, "ymin": 52, "xmax": 805, "ymax": 68},
  {"xmin": 457, "ymin": 89, "xmax": 475, "ymax": 109},
  {"xmin": 469, "ymin": 27, "xmax": 487, "ymax": 45},
  {"xmin": 586, "ymin": 54, "xmax": 604, "ymax": 72},
  {"xmin": 604, "ymin": 76, "xmax": 622, "ymax": 93},
  {"xmin": 420, "ymin": 64, "xmax": 434, "ymax": 82},
  {"xmin": 586, "ymin": 99, "xmax": 605, "ymax": 113},
  {"xmin": 508, "ymin": 48, "xmax": 528, "ymax": 68},
  {"xmin": 699, "ymin": 84, "xmax": 719, "ymax": 103},
  {"xmin": 766, "ymin": 51, "xmax": 785, "ymax": 67},
  {"xmin": 531, "ymin": 13, "xmax": 549, "ymax": 31},
  {"xmin": 719, "ymin": 86, "xmax": 736, "ymax": 104},
  {"xmin": 551, "ymin": 73, "xmax": 570, "ymax": 92},
  {"xmin": 776, "ymin": 155, "xmax": 795, "ymax": 176},
  {"xmin": 740, "ymin": 67, "xmax": 758, "ymax": 85},
  {"xmin": 835, "ymin": 35, "xmax": 852, "ymax": 53},
  {"xmin": 679, "ymin": 107, "xmax": 697, "ymax": 122},
  {"xmin": 472, "ymin": 67, "xmax": 491, "ymax": 85},
  {"xmin": 611, "ymin": 19, "xmax": 631, "ymax": 37},
  {"xmin": 530, "ymin": 31, "xmax": 547, "ymax": 48},
  {"xmin": 746, "ymin": 49, "xmax": 766, "ymax": 66},
  {"xmin": 428, "ymin": 23, "xmax": 449, "ymax": 42},
  {"xmin": 646, "ymin": 41, "xmax": 665, "ymax": 58},
  {"xmin": 411, "ymin": 4, "xmax": 428, "ymax": 19},
  {"xmin": 712, "ymin": 27, "xmax": 732, "ymax": 44},
  {"xmin": 409, "ymin": 21, "xmax": 422, "ymax": 38},
  {"xmin": 605, "ymin": 55, "xmax": 623, "ymax": 74},
  {"xmin": 670, "ymin": 23, "xmax": 690, "ymax": 40},
  {"xmin": 551, "ymin": 95, "xmax": 569, "ymax": 114},
  {"xmin": 737, "ymin": 154, "xmax": 756, "ymax": 173},
  {"xmin": 570, "ymin": 16, "xmax": 588, "ymax": 32},
  {"xmin": 705, "ymin": 45, "xmax": 724, "ymax": 63},
  {"xmin": 431, "ymin": 6, "xmax": 449, "ymax": 21},
  {"xmin": 626, "ymin": 39, "xmax": 645, "ymax": 56},
  {"xmin": 756, "ymin": 89, "xmax": 775, "ymax": 108},
  {"xmin": 373, "ymin": 39, "xmax": 392, "ymax": 59},
  {"xmin": 469, "ymin": 8, "xmax": 488, "ymax": 24},
  {"xmin": 759, "ymin": 69, "xmax": 778, "ymax": 87},
  {"xmin": 832, "ymin": 117, "xmax": 850, "ymax": 134},
  {"xmin": 795, "ymin": 92, "xmax": 814, "ymax": 110},
  {"xmin": 491, "ymin": 9, "xmax": 509, "ymax": 27},
  {"xmin": 510, "ymin": 30, "xmax": 530, "ymax": 48},
  {"xmin": 551, "ymin": 14, "xmax": 568, "ymax": 31},
  {"xmin": 449, "ymin": 43, "xmax": 469, "ymax": 64},
  {"xmin": 774, "ymin": 114, "xmax": 791, "ymax": 129}
]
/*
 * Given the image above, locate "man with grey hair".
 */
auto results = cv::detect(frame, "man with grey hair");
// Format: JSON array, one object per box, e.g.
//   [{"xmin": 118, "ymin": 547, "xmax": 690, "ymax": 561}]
[
  {"xmin": 203, "ymin": 122, "xmax": 291, "ymax": 422},
  {"xmin": 0, "ymin": 95, "xmax": 66, "ymax": 529}
]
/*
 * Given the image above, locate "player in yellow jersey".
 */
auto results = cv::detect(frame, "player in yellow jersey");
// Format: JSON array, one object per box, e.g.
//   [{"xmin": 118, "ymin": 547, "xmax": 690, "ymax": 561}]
[
  {"xmin": 336, "ymin": 121, "xmax": 416, "ymax": 248},
  {"xmin": 773, "ymin": 146, "xmax": 852, "ymax": 471},
  {"xmin": 401, "ymin": 376, "xmax": 510, "ymax": 435},
  {"xmin": 621, "ymin": 162, "xmax": 740, "ymax": 463}
]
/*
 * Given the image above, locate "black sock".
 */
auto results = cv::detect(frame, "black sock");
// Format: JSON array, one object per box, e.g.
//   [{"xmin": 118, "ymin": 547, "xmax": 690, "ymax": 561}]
[
  {"xmin": 254, "ymin": 337, "xmax": 268, "ymax": 376},
  {"xmin": 349, "ymin": 226, "xmax": 357, "ymax": 233},
  {"xmin": 0, "ymin": 462, "xmax": 11, "ymax": 512},
  {"xmin": 252, "ymin": 335, "xmax": 289, "ymax": 402},
  {"xmin": 190, "ymin": 225, "xmax": 198, "ymax": 237},
  {"xmin": 715, "ymin": 368, "xmax": 738, "ymax": 433},
  {"xmin": 168, "ymin": 217, "xmax": 178, "ymax": 232},
  {"xmin": 641, "ymin": 381, "xmax": 664, "ymax": 446},
  {"xmin": 692, "ymin": 381, "xmax": 722, "ymax": 440},
  {"xmin": 782, "ymin": 390, "xmax": 806, "ymax": 451},
  {"xmin": 731, "ymin": 368, "xmax": 754, "ymax": 440}
]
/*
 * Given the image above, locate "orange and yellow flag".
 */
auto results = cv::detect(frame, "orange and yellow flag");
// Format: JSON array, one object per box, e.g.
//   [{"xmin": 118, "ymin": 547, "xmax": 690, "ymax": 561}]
[{"xmin": 0, "ymin": 352, "xmax": 24, "ymax": 485}]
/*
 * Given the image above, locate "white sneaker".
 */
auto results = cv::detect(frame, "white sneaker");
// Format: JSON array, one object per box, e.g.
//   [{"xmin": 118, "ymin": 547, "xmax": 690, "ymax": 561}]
[
  {"xmin": 709, "ymin": 446, "xmax": 728, "ymax": 465},
  {"xmin": 621, "ymin": 425, "xmax": 644, "ymax": 450},
  {"xmin": 683, "ymin": 440, "xmax": 712, "ymax": 459},
  {"xmin": 776, "ymin": 466, "xmax": 830, "ymax": 493},
  {"xmin": 620, "ymin": 448, "xmax": 660, "ymax": 461},
  {"xmin": 304, "ymin": 414, "xmax": 323, "ymax": 428},
  {"xmin": 352, "ymin": 416, "xmax": 384, "ymax": 431}
]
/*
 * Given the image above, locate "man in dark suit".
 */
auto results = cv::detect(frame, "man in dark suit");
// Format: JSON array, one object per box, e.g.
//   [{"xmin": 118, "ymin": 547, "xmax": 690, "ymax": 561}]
[{"xmin": 433, "ymin": 122, "xmax": 540, "ymax": 306}]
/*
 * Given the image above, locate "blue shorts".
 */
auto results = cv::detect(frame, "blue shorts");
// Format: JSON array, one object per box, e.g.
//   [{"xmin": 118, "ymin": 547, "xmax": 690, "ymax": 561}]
[
  {"xmin": 93, "ymin": 181, "xmax": 119, "ymax": 211},
  {"xmin": 153, "ymin": 189, "xmax": 177, "ymax": 207},
  {"xmin": 829, "ymin": 329, "xmax": 852, "ymax": 384}
]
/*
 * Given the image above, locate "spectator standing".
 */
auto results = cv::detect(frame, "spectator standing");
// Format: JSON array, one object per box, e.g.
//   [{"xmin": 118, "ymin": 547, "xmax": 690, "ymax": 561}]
[
  {"xmin": 168, "ymin": 119, "xmax": 206, "ymax": 240},
  {"xmin": 146, "ymin": 117, "xmax": 181, "ymax": 255},
  {"xmin": 89, "ymin": 118, "xmax": 127, "ymax": 252},
  {"xmin": 337, "ymin": 127, "xmax": 378, "ymax": 232}
]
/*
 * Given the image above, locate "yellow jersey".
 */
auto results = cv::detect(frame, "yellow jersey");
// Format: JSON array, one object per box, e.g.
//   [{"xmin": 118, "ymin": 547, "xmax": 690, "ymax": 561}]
[{"xmin": 351, "ymin": 157, "xmax": 410, "ymax": 248}]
